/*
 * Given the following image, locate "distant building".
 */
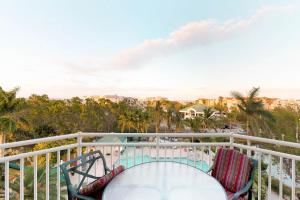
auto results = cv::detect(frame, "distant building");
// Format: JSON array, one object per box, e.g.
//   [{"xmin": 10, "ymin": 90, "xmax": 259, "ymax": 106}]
[
  {"xmin": 196, "ymin": 97, "xmax": 239, "ymax": 112},
  {"xmin": 144, "ymin": 96, "xmax": 168, "ymax": 102},
  {"xmin": 196, "ymin": 99, "xmax": 216, "ymax": 107},
  {"xmin": 179, "ymin": 104, "xmax": 219, "ymax": 119},
  {"xmin": 103, "ymin": 95, "xmax": 126, "ymax": 103}
]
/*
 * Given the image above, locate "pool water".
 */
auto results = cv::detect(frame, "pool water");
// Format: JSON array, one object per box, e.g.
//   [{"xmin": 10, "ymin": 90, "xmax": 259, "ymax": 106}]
[{"xmin": 115, "ymin": 155, "xmax": 210, "ymax": 172}]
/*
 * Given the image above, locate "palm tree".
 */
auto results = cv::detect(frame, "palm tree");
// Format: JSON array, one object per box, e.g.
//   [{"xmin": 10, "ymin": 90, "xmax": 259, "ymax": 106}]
[
  {"xmin": 231, "ymin": 87, "xmax": 275, "ymax": 136},
  {"xmin": 174, "ymin": 111, "xmax": 184, "ymax": 132},
  {"xmin": 184, "ymin": 117, "xmax": 201, "ymax": 133},
  {"xmin": 152, "ymin": 101, "xmax": 165, "ymax": 133},
  {"xmin": 200, "ymin": 108, "xmax": 219, "ymax": 131},
  {"xmin": 138, "ymin": 111, "xmax": 150, "ymax": 133},
  {"xmin": 118, "ymin": 113, "xmax": 128, "ymax": 133},
  {"xmin": 0, "ymin": 87, "xmax": 27, "ymax": 157}
]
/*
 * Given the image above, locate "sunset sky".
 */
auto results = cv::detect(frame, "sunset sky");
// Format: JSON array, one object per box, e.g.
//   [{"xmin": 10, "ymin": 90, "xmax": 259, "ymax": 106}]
[{"xmin": 1, "ymin": 0, "xmax": 300, "ymax": 100}]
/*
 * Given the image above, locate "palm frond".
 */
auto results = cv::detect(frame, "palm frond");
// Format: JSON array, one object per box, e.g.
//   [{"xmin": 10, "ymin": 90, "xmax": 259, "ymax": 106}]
[{"xmin": 249, "ymin": 87, "xmax": 260, "ymax": 99}]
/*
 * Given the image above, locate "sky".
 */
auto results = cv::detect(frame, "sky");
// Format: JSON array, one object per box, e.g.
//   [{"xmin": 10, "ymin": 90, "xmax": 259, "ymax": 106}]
[{"xmin": 0, "ymin": 0, "xmax": 300, "ymax": 100}]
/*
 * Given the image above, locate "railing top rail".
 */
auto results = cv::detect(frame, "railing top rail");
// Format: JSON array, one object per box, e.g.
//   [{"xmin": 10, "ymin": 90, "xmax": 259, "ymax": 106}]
[
  {"xmin": 232, "ymin": 134, "xmax": 300, "ymax": 149},
  {"xmin": 1, "ymin": 132, "xmax": 300, "ymax": 151},
  {"xmin": 233, "ymin": 143, "xmax": 300, "ymax": 161},
  {"xmin": 80, "ymin": 132, "xmax": 232, "ymax": 138},
  {"xmin": 81, "ymin": 142, "xmax": 230, "ymax": 147},
  {"xmin": 0, "ymin": 133, "xmax": 79, "ymax": 149},
  {"xmin": 0, "ymin": 143, "xmax": 78, "ymax": 163}
]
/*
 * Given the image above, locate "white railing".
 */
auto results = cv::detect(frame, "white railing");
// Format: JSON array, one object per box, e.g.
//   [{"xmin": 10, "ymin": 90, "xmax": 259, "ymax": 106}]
[{"xmin": 0, "ymin": 132, "xmax": 300, "ymax": 200}]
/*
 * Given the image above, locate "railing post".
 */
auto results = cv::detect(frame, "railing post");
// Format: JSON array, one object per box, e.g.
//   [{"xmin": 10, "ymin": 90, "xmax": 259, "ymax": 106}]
[
  {"xmin": 77, "ymin": 132, "xmax": 82, "ymax": 184},
  {"xmin": 230, "ymin": 133, "xmax": 234, "ymax": 149},
  {"xmin": 4, "ymin": 161, "xmax": 9, "ymax": 200},
  {"xmin": 77, "ymin": 132, "xmax": 82, "ymax": 158}
]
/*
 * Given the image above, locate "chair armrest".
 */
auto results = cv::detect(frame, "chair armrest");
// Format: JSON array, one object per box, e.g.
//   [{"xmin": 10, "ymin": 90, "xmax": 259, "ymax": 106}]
[
  {"xmin": 73, "ymin": 193, "xmax": 95, "ymax": 200},
  {"xmin": 232, "ymin": 180, "xmax": 252, "ymax": 200}
]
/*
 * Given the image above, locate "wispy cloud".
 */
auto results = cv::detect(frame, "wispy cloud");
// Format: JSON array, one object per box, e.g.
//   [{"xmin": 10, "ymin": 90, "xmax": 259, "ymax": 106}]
[{"xmin": 66, "ymin": 4, "xmax": 298, "ymax": 72}]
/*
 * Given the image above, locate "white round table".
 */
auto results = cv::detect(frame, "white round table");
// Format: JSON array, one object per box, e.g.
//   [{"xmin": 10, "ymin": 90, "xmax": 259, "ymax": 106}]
[{"xmin": 103, "ymin": 162, "xmax": 227, "ymax": 200}]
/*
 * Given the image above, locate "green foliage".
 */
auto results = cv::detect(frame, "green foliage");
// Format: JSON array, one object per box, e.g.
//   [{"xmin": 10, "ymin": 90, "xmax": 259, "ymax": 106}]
[
  {"xmin": 252, "ymin": 172, "xmax": 267, "ymax": 200},
  {"xmin": 231, "ymin": 87, "xmax": 275, "ymax": 136},
  {"xmin": 9, "ymin": 167, "xmax": 66, "ymax": 200},
  {"xmin": 268, "ymin": 107, "xmax": 300, "ymax": 142},
  {"xmin": 2, "ymin": 85, "xmax": 300, "ymax": 199}
]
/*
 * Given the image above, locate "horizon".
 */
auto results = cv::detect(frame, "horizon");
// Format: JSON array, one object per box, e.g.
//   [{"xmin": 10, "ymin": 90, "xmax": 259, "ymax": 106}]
[
  {"xmin": 1, "ymin": 0, "xmax": 300, "ymax": 100},
  {"xmin": 12, "ymin": 88, "xmax": 300, "ymax": 101}
]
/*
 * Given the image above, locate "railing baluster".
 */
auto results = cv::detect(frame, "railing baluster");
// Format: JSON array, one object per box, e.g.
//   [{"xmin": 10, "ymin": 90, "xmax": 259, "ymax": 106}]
[
  {"xmin": 94, "ymin": 147, "xmax": 97, "ymax": 176},
  {"xmin": 57, "ymin": 151, "xmax": 61, "ymax": 200},
  {"xmin": 230, "ymin": 134, "xmax": 234, "ymax": 149},
  {"xmin": 20, "ymin": 158, "xmax": 24, "ymax": 200},
  {"xmin": 141, "ymin": 146, "xmax": 144, "ymax": 163},
  {"xmin": 126, "ymin": 146, "xmax": 128, "ymax": 168},
  {"xmin": 201, "ymin": 146, "xmax": 204, "ymax": 170},
  {"xmin": 187, "ymin": 147, "xmax": 189, "ymax": 165},
  {"xmin": 172, "ymin": 146, "xmax": 174, "ymax": 161},
  {"xmin": 292, "ymin": 159, "xmax": 295, "ymax": 200},
  {"xmin": 5, "ymin": 161, "xmax": 9, "ymax": 200},
  {"xmin": 77, "ymin": 135, "xmax": 82, "ymax": 185},
  {"xmin": 258, "ymin": 153, "xmax": 261, "ymax": 200},
  {"xmin": 268, "ymin": 155, "xmax": 272, "ymax": 200},
  {"xmin": 164, "ymin": 146, "xmax": 167, "ymax": 160},
  {"xmin": 110, "ymin": 146, "xmax": 113, "ymax": 169},
  {"xmin": 133, "ymin": 147, "xmax": 136, "ymax": 166},
  {"xmin": 193, "ymin": 146, "xmax": 196, "ymax": 168},
  {"xmin": 279, "ymin": 156, "xmax": 283, "ymax": 199},
  {"xmin": 67, "ymin": 148, "xmax": 71, "ymax": 162},
  {"xmin": 118, "ymin": 146, "xmax": 121, "ymax": 166},
  {"xmin": 156, "ymin": 135, "xmax": 159, "ymax": 161},
  {"xmin": 247, "ymin": 140, "xmax": 251, "ymax": 156},
  {"xmin": 34, "ymin": 155, "xmax": 38, "ymax": 200},
  {"xmin": 179, "ymin": 146, "xmax": 182, "ymax": 163},
  {"xmin": 208, "ymin": 146, "xmax": 212, "ymax": 167},
  {"xmin": 46, "ymin": 153, "xmax": 50, "ymax": 200}
]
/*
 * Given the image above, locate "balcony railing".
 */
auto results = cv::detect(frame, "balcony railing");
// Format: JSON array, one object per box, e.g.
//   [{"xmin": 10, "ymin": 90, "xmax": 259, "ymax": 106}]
[{"xmin": 0, "ymin": 132, "xmax": 300, "ymax": 200}]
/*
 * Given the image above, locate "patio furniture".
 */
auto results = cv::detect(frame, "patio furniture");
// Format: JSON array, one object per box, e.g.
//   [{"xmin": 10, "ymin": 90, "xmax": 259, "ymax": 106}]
[
  {"xmin": 102, "ymin": 162, "xmax": 227, "ymax": 200},
  {"xmin": 208, "ymin": 148, "xmax": 258, "ymax": 200},
  {"xmin": 60, "ymin": 150, "xmax": 125, "ymax": 200}
]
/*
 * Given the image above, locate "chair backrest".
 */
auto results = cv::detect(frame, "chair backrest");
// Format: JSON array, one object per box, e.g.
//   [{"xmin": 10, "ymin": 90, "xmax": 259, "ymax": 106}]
[
  {"xmin": 60, "ymin": 150, "xmax": 110, "ymax": 200},
  {"xmin": 212, "ymin": 148, "xmax": 257, "ymax": 193}
]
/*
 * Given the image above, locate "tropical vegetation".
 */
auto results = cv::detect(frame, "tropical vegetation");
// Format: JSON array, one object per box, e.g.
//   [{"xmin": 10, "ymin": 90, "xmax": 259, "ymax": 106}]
[{"xmin": 1, "ymin": 86, "xmax": 300, "ymax": 199}]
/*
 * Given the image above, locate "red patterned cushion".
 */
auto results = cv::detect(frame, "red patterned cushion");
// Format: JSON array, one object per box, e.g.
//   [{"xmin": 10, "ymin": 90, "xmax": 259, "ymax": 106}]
[
  {"xmin": 226, "ymin": 190, "xmax": 248, "ymax": 200},
  {"xmin": 212, "ymin": 148, "xmax": 252, "ymax": 193},
  {"xmin": 78, "ymin": 165, "xmax": 125, "ymax": 198}
]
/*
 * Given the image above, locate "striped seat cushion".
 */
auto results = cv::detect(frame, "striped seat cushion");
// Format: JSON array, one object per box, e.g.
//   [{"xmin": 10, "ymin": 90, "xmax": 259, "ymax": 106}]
[
  {"xmin": 77, "ymin": 165, "xmax": 125, "ymax": 199},
  {"xmin": 212, "ymin": 148, "xmax": 252, "ymax": 193}
]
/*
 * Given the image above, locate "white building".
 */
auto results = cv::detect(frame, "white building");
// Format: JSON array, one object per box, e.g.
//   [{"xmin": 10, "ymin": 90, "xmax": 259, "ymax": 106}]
[{"xmin": 179, "ymin": 104, "xmax": 219, "ymax": 119}]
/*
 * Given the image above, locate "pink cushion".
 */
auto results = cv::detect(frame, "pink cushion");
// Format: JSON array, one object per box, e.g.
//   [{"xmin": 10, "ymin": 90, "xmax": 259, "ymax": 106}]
[
  {"xmin": 78, "ymin": 165, "xmax": 125, "ymax": 199},
  {"xmin": 212, "ymin": 148, "xmax": 252, "ymax": 193}
]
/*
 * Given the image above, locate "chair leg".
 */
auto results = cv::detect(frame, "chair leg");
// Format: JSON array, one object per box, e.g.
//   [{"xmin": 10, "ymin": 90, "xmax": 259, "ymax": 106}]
[{"xmin": 248, "ymin": 188, "xmax": 252, "ymax": 200}]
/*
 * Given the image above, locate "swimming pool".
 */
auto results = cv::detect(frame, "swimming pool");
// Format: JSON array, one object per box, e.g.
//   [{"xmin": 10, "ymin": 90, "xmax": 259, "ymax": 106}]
[{"xmin": 114, "ymin": 155, "xmax": 210, "ymax": 172}]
